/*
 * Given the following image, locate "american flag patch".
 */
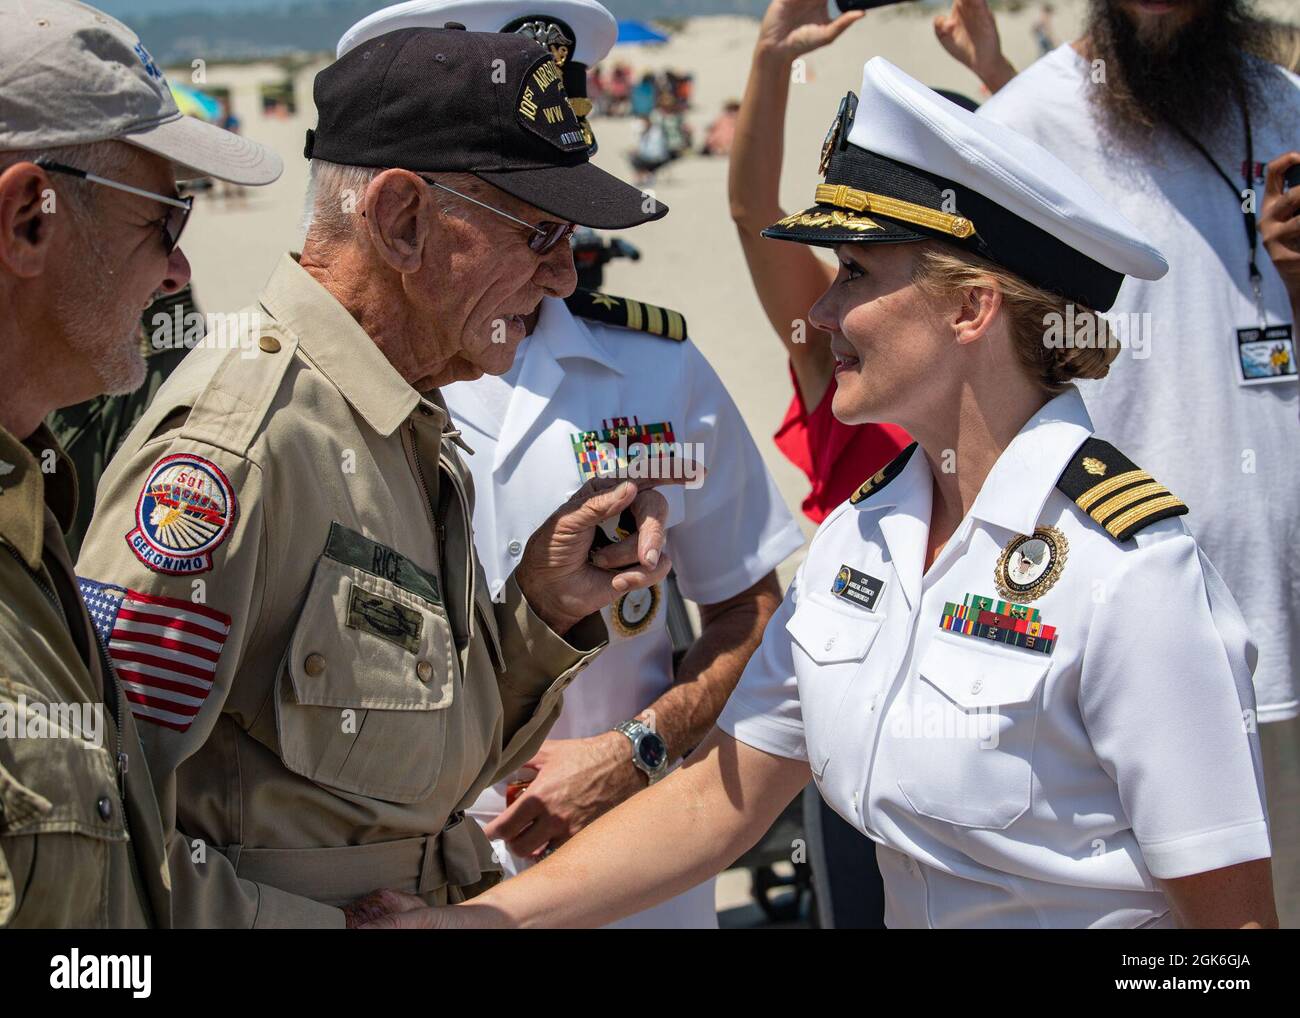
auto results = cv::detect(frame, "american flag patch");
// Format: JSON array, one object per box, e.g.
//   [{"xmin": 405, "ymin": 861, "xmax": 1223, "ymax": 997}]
[{"xmin": 78, "ymin": 578, "xmax": 231, "ymax": 732}]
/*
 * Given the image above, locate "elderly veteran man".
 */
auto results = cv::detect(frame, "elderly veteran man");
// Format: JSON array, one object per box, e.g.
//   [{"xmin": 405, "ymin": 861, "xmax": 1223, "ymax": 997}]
[
  {"xmin": 76, "ymin": 25, "xmax": 671, "ymax": 928},
  {"xmin": 341, "ymin": 1, "xmax": 804, "ymax": 930},
  {"xmin": 0, "ymin": 0, "xmax": 282, "ymax": 927}
]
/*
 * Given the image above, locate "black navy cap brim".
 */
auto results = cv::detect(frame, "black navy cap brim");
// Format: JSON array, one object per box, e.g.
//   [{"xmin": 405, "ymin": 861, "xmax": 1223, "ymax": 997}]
[
  {"xmin": 761, "ymin": 142, "xmax": 967, "ymax": 250},
  {"xmin": 476, "ymin": 160, "xmax": 667, "ymax": 230},
  {"xmin": 761, "ymin": 204, "xmax": 928, "ymax": 249}
]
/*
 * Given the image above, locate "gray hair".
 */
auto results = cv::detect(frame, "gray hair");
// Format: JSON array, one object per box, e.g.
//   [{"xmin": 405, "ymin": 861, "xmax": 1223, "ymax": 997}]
[
  {"xmin": 0, "ymin": 140, "xmax": 138, "ymax": 224},
  {"xmin": 301, "ymin": 159, "xmax": 484, "ymax": 245},
  {"xmin": 301, "ymin": 159, "xmax": 380, "ymax": 242}
]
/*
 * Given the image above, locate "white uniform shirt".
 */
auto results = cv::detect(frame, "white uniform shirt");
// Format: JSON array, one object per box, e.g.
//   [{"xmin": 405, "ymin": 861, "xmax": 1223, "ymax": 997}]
[
  {"xmin": 445, "ymin": 294, "xmax": 805, "ymax": 928},
  {"xmin": 717, "ymin": 387, "xmax": 1271, "ymax": 928},
  {"xmin": 979, "ymin": 47, "xmax": 1300, "ymax": 721}
]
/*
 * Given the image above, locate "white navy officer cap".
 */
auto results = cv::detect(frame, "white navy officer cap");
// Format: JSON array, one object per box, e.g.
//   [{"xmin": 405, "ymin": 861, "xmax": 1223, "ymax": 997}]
[
  {"xmin": 337, "ymin": 1, "xmax": 617, "ymax": 154},
  {"xmin": 764, "ymin": 58, "xmax": 1168, "ymax": 312}
]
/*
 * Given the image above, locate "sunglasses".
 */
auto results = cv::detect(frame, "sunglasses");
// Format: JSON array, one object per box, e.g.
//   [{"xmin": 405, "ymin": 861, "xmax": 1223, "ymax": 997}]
[
  {"xmin": 420, "ymin": 176, "xmax": 575, "ymax": 254},
  {"xmin": 34, "ymin": 156, "xmax": 193, "ymax": 254}
]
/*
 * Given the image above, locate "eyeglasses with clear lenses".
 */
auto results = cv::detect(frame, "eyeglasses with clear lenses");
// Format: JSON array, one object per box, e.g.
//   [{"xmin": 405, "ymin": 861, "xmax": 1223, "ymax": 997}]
[{"xmin": 420, "ymin": 176, "xmax": 575, "ymax": 254}]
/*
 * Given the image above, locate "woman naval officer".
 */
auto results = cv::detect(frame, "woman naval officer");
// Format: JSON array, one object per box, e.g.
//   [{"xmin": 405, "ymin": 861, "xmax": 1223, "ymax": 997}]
[{"xmin": 369, "ymin": 58, "xmax": 1277, "ymax": 930}]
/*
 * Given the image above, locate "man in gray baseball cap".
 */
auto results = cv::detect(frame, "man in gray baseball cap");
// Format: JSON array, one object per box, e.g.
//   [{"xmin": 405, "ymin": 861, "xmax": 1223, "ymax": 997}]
[{"xmin": 0, "ymin": 0, "xmax": 281, "ymax": 928}]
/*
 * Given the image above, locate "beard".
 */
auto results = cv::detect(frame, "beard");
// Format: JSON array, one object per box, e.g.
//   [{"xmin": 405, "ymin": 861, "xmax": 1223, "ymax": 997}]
[
  {"xmin": 1086, "ymin": 0, "xmax": 1272, "ymax": 139},
  {"xmin": 57, "ymin": 254, "xmax": 149, "ymax": 397}
]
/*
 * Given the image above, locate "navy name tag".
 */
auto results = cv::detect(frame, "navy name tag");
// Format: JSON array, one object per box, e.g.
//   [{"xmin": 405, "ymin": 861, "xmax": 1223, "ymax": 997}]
[{"xmin": 831, "ymin": 564, "xmax": 885, "ymax": 612}]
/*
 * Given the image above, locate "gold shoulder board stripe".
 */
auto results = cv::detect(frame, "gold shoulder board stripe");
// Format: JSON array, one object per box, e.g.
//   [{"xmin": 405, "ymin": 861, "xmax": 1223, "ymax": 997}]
[
  {"xmin": 1056, "ymin": 437, "xmax": 1187, "ymax": 541},
  {"xmin": 1089, "ymin": 481, "xmax": 1170, "ymax": 525},
  {"xmin": 1104, "ymin": 495, "xmax": 1188, "ymax": 540},
  {"xmin": 564, "ymin": 289, "xmax": 689, "ymax": 342},
  {"xmin": 1074, "ymin": 469, "xmax": 1151, "ymax": 513},
  {"xmin": 665, "ymin": 309, "xmax": 685, "ymax": 341},
  {"xmin": 644, "ymin": 302, "xmax": 663, "ymax": 336}
]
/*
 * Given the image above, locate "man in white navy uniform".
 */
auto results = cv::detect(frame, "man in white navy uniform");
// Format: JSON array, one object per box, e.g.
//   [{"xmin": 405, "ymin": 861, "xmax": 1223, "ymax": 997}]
[
  {"xmin": 363, "ymin": 57, "xmax": 1277, "ymax": 932},
  {"xmin": 968, "ymin": 0, "xmax": 1300, "ymax": 924},
  {"xmin": 339, "ymin": 1, "xmax": 804, "ymax": 928}
]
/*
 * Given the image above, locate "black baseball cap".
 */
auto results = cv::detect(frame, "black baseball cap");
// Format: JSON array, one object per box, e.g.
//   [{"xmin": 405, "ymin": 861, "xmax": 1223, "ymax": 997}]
[{"xmin": 306, "ymin": 24, "xmax": 666, "ymax": 229}]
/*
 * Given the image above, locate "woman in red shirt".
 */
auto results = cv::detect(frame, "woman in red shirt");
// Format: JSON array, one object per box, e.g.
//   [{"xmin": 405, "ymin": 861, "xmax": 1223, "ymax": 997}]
[
  {"xmin": 729, "ymin": 0, "xmax": 910, "ymax": 524},
  {"xmin": 774, "ymin": 364, "xmax": 911, "ymax": 524}
]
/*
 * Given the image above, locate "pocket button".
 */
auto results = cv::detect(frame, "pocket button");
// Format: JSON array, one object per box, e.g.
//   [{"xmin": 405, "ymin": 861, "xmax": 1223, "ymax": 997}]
[
  {"xmin": 304, "ymin": 653, "xmax": 326, "ymax": 677},
  {"xmin": 96, "ymin": 797, "xmax": 113, "ymax": 821},
  {"xmin": 970, "ymin": 678, "xmax": 983, "ymax": 695},
  {"xmin": 416, "ymin": 660, "xmax": 434, "ymax": 683}
]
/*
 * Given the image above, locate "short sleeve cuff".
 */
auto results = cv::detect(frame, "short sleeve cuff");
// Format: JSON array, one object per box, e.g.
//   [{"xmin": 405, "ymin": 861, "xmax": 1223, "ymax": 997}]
[
  {"xmin": 716, "ymin": 695, "xmax": 808, "ymax": 762},
  {"xmin": 1139, "ymin": 818, "xmax": 1272, "ymax": 880},
  {"xmin": 675, "ymin": 520, "xmax": 806, "ymax": 605}
]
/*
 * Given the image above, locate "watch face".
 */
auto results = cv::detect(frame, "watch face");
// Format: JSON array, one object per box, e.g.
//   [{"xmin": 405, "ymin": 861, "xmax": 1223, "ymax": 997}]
[{"xmin": 638, "ymin": 732, "xmax": 667, "ymax": 771}]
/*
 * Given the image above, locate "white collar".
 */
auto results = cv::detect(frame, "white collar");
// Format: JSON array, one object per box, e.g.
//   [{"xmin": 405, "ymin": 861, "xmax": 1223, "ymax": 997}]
[
  {"xmin": 862, "ymin": 387, "xmax": 1093, "ymax": 532},
  {"xmin": 850, "ymin": 387, "xmax": 1093, "ymax": 608},
  {"xmin": 537, "ymin": 295, "xmax": 626, "ymax": 374},
  {"xmin": 968, "ymin": 386, "xmax": 1094, "ymax": 536},
  {"xmin": 448, "ymin": 296, "xmax": 619, "ymax": 439},
  {"xmin": 483, "ymin": 297, "xmax": 622, "ymax": 473}
]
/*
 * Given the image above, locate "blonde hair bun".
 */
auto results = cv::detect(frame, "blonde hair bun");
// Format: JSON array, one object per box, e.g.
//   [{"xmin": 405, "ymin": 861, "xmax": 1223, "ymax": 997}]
[{"xmin": 912, "ymin": 243, "xmax": 1122, "ymax": 393}]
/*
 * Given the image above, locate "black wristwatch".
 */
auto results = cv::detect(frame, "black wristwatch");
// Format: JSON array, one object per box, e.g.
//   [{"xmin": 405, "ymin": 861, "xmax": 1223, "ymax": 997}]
[{"xmin": 612, "ymin": 719, "xmax": 668, "ymax": 783}]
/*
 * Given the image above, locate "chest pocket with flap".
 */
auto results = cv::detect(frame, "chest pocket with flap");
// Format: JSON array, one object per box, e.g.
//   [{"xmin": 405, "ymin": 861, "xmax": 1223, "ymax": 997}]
[
  {"xmin": 786, "ymin": 596, "xmax": 885, "ymax": 775},
  {"xmin": 894, "ymin": 632, "xmax": 1051, "ymax": 830},
  {"xmin": 276, "ymin": 526, "xmax": 456, "ymax": 804}
]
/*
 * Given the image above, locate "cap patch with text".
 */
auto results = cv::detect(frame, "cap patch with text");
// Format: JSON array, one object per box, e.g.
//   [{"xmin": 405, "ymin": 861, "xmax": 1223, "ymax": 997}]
[{"xmin": 516, "ymin": 53, "xmax": 586, "ymax": 152}]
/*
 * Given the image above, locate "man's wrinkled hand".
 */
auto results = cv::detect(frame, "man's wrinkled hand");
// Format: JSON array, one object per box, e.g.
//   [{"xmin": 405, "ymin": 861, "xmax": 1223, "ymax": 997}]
[
  {"xmin": 343, "ymin": 887, "xmax": 428, "ymax": 928},
  {"xmin": 483, "ymin": 733, "xmax": 640, "ymax": 858},
  {"xmin": 516, "ymin": 468, "xmax": 702, "ymax": 635}
]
